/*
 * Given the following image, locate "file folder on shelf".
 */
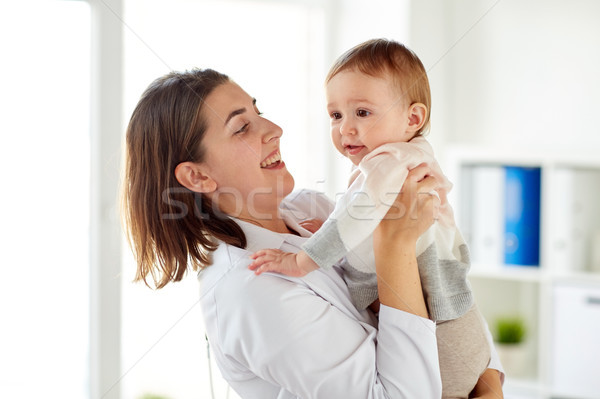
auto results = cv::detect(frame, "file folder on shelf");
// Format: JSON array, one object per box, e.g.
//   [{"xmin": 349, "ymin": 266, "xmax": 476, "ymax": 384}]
[{"xmin": 503, "ymin": 166, "xmax": 541, "ymax": 266}]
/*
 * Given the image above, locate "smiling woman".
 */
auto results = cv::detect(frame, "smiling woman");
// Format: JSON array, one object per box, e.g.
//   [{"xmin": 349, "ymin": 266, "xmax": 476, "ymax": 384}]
[
  {"xmin": 124, "ymin": 70, "xmax": 297, "ymax": 291},
  {"xmin": 120, "ymin": 1, "xmax": 412, "ymax": 397},
  {"xmin": 121, "ymin": 0, "xmax": 331, "ymax": 394},
  {"xmin": 173, "ymin": 80, "xmax": 295, "ymax": 229},
  {"xmin": 124, "ymin": 70, "xmax": 246, "ymax": 289},
  {"xmin": 122, "ymin": 65, "xmax": 443, "ymax": 399}
]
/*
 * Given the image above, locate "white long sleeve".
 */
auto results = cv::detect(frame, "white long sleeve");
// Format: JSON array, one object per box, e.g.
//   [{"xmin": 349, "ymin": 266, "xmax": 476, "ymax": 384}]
[
  {"xmin": 199, "ymin": 190, "xmax": 443, "ymax": 398},
  {"xmin": 303, "ymin": 137, "xmax": 455, "ymax": 270},
  {"xmin": 302, "ymin": 138, "xmax": 474, "ymax": 319}
]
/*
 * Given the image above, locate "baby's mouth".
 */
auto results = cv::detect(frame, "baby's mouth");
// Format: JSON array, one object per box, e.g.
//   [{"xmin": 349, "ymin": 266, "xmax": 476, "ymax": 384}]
[
  {"xmin": 345, "ymin": 145, "xmax": 365, "ymax": 155},
  {"xmin": 260, "ymin": 151, "xmax": 282, "ymax": 168}
]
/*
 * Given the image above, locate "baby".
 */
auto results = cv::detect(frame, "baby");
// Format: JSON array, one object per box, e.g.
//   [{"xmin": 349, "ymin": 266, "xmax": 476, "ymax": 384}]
[{"xmin": 250, "ymin": 39, "xmax": 490, "ymax": 399}]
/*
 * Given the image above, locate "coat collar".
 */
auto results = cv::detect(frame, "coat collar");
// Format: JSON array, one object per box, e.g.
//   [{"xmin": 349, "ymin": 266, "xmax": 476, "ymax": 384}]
[{"xmin": 234, "ymin": 205, "xmax": 313, "ymax": 253}]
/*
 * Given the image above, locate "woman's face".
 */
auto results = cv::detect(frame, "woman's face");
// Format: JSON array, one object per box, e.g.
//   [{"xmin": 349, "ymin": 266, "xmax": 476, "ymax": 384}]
[{"xmin": 199, "ymin": 81, "xmax": 294, "ymax": 221}]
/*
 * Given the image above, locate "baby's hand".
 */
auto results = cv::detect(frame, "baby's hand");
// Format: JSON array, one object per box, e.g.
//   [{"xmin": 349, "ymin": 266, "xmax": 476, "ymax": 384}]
[
  {"xmin": 249, "ymin": 249, "xmax": 318, "ymax": 277},
  {"xmin": 299, "ymin": 218, "xmax": 323, "ymax": 234}
]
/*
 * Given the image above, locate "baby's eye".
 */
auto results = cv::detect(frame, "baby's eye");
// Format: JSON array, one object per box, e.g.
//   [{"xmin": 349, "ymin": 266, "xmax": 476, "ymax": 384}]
[
  {"xmin": 330, "ymin": 112, "xmax": 342, "ymax": 120},
  {"xmin": 356, "ymin": 109, "xmax": 371, "ymax": 117}
]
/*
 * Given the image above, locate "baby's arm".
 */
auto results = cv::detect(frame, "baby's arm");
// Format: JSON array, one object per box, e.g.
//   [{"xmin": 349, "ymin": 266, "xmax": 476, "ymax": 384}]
[
  {"xmin": 249, "ymin": 249, "xmax": 319, "ymax": 277},
  {"xmin": 249, "ymin": 218, "xmax": 323, "ymax": 276}
]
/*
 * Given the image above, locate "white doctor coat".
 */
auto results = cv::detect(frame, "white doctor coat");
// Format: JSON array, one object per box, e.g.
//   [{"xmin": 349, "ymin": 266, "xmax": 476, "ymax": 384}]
[{"xmin": 198, "ymin": 190, "xmax": 502, "ymax": 398}]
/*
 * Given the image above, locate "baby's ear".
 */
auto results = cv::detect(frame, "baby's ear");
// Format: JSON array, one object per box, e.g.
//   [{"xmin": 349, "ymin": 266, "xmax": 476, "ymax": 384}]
[
  {"xmin": 407, "ymin": 103, "xmax": 427, "ymax": 133},
  {"xmin": 174, "ymin": 162, "xmax": 217, "ymax": 193}
]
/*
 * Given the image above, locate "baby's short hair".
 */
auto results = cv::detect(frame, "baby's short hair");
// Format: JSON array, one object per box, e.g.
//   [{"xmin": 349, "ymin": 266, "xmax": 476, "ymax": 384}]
[{"xmin": 326, "ymin": 39, "xmax": 431, "ymax": 135}]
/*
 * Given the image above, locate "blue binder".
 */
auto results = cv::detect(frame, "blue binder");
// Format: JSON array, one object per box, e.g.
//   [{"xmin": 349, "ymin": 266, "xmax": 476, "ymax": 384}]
[{"xmin": 504, "ymin": 166, "xmax": 541, "ymax": 266}]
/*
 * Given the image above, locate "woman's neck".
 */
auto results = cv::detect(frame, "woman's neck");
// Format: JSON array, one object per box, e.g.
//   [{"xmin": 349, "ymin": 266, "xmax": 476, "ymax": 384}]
[
  {"xmin": 229, "ymin": 203, "xmax": 293, "ymax": 234},
  {"xmin": 239, "ymin": 214, "xmax": 291, "ymax": 234},
  {"xmin": 217, "ymin": 196, "xmax": 293, "ymax": 234}
]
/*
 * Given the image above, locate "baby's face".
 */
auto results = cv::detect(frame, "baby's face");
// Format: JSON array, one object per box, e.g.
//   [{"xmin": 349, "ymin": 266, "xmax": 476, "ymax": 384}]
[{"xmin": 326, "ymin": 69, "xmax": 415, "ymax": 166}]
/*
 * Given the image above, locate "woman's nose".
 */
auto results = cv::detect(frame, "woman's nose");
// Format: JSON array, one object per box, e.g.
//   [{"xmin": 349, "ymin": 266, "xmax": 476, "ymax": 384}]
[{"xmin": 261, "ymin": 117, "xmax": 283, "ymax": 143}]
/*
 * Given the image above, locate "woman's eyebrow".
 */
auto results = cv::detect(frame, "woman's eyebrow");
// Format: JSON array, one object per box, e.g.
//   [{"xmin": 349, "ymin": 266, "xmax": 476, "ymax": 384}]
[
  {"xmin": 224, "ymin": 98, "xmax": 257, "ymax": 126},
  {"xmin": 224, "ymin": 108, "xmax": 246, "ymax": 126}
]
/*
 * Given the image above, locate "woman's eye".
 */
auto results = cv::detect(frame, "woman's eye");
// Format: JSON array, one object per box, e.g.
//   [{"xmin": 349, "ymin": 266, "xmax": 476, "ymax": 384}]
[
  {"xmin": 357, "ymin": 109, "xmax": 370, "ymax": 117},
  {"xmin": 253, "ymin": 98, "xmax": 262, "ymax": 116},
  {"xmin": 235, "ymin": 123, "xmax": 249, "ymax": 134}
]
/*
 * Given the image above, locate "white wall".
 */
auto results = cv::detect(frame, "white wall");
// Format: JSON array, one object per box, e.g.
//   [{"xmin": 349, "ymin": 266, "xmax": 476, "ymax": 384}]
[{"xmin": 410, "ymin": 0, "xmax": 600, "ymax": 155}]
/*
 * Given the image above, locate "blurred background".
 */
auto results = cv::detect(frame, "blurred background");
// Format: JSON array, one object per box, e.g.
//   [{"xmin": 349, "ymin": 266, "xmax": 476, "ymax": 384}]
[{"xmin": 1, "ymin": 0, "xmax": 599, "ymax": 398}]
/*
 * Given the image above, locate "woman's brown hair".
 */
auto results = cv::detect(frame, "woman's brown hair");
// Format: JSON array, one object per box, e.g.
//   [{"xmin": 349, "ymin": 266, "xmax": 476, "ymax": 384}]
[
  {"xmin": 326, "ymin": 38, "xmax": 432, "ymax": 135},
  {"xmin": 122, "ymin": 68, "xmax": 247, "ymax": 289}
]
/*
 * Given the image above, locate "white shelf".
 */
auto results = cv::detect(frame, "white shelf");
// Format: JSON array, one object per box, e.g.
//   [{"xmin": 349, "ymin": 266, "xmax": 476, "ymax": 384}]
[
  {"xmin": 550, "ymin": 270, "xmax": 600, "ymax": 285},
  {"xmin": 503, "ymin": 377, "xmax": 545, "ymax": 399},
  {"xmin": 446, "ymin": 146, "xmax": 600, "ymax": 399},
  {"xmin": 469, "ymin": 265, "xmax": 544, "ymax": 283},
  {"xmin": 445, "ymin": 145, "xmax": 600, "ymax": 169}
]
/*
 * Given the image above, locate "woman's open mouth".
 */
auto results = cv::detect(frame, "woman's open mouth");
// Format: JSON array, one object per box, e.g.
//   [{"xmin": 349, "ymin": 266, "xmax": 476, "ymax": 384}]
[{"xmin": 260, "ymin": 151, "xmax": 283, "ymax": 169}]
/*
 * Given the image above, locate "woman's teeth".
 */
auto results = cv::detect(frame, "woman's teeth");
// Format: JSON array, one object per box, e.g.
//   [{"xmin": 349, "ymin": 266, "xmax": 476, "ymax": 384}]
[{"xmin": 261, "ymin": 152, "xmax": 281, "ymax": 168}]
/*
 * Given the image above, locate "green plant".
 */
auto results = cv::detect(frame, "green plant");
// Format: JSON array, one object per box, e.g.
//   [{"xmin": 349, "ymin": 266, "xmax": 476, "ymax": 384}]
[
  {"xmin": 495, "ymin": 316, "xmax": 526, "ymax": 344},
  {"xmin": 138, "ymin": 394, "xmax": 172, "ymax": 399}
]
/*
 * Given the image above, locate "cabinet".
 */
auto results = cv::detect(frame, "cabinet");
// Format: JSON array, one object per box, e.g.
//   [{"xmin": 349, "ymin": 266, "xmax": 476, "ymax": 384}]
[{"xmin": 444, "ymin": 147, "xmax": 600, "ymax": 399}]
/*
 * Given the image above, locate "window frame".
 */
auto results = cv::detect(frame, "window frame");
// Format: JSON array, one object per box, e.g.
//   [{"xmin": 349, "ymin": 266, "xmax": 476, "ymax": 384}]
[{"xmin": 89, "ymin": 1, "xmax": 124, "ymax": 398}]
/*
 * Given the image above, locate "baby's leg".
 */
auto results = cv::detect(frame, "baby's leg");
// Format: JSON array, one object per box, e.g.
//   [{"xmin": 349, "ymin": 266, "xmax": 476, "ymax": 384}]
[{"xmin": 436, "ymin": 304, "xmax": 491, "ymax": 399}]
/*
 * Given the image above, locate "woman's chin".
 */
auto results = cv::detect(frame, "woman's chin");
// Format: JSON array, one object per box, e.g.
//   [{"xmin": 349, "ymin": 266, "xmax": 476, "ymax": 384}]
[{"xmin": 281, "ymin": 171, "xmax": 295, "ymax": 198}]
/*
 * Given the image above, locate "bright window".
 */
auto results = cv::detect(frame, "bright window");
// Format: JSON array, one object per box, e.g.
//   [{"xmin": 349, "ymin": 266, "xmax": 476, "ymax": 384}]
[{"xmin": 0, "ymin": 1, "xmax": 91, "ymax": 397}]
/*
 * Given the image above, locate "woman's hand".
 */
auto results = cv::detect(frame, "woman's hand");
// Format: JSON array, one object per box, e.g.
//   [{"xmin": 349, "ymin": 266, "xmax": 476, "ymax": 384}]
[
  {"xmin": 470, "ymin": 368, "xmax": 504, "ymax": 398},
  {"xmin": 372, "ymin": 164, "xmax": 440, "ymax": 317},
  {"xmin": 374, "ymin": 163, "xmax": 440, "ymax": 246}
]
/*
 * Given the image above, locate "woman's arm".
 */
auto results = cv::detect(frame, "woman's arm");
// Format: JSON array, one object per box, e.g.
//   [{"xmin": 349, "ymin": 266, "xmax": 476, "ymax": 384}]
[
  {"xmin": 471, "ymin": 368, "xmax": 504, "ymax": 398},
  {"xmin": 374, "ymin": 164, "xmax": 440, "ymax": 317},
  {"xmin": 473, "ymin": 318, "xmax": 506, "ymax": 397}
]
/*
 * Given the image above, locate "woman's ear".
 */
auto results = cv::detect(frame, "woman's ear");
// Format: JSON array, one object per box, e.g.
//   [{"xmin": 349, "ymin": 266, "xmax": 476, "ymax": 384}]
[
  {"xmin": 407, "ymin": 103, "xmax": 427, "ymax": 133},
  {"xmin": 174, "ymin": 161, "xmax": 217, "ymax": 193}
]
